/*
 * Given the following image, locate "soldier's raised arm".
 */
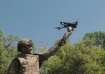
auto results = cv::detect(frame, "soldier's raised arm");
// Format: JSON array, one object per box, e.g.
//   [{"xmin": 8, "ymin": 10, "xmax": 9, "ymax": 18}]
[
  {"xmin": 37, "ymin": 21, "xmax": 78, "ymax": 67},
  {"xmin": 38, "ymin": 29, "xmax": 75, "ymax": 67},
  {"xmin": 41, "ymin": 30, "xmax": 72, "ymax": 57}
]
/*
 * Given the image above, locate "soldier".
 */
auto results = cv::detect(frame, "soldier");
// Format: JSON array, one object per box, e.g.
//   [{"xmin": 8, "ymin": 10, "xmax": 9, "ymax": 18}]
[{"xmin": 7, "ymin": 26, "xmax": 75, "ymax": 74}]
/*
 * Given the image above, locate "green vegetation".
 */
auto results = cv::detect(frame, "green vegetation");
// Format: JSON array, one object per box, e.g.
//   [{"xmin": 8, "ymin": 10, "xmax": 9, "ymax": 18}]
[
  {"xmin": 40, "ymin": 31, "xmax": 105, "ymax": 74},
  {"xmin": 1, "ymin": 30, "xmax": 105, "ymax": 74},
  {"xmin": 0, "ymin": 30, "xmax": 18, "ymax": 74}
]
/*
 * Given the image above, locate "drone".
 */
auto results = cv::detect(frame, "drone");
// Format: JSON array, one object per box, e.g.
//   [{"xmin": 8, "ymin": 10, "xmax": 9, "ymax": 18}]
[{"xmin": 56, "ymin": 21, "xmax": 78, "ymax": 31}]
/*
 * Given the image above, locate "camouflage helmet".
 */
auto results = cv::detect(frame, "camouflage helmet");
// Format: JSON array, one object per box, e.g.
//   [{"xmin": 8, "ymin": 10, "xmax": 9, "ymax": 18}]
[{"xmin": 17, "ymin": 38, "xmax": 33, "ymax": 52}]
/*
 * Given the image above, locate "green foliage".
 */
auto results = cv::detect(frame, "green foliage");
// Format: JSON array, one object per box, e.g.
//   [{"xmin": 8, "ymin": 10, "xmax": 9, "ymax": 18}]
[
  {"xmin": 1, "ymin": 29, "xmax": 105, "ymax": 74},
  {"xmin": 41, "ymin": 36, "xmax": 105, "ymax": 74},
  {"xmin": 83, "ymin": 31, "xmax": 105, "ymax": 49},
  {"xmin": 0, "ymin": 30, "xmax": 18, "ymax": 74}
]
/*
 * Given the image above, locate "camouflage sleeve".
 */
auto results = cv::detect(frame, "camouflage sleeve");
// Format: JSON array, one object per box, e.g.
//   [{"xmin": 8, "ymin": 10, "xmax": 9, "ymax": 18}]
[
  {"xmin": 38, "ymin": 31, "xmax": 72, "ymax": 66},
  {"xmin": 7, "ymin": 58, "xmax": 20, "ymax": 74}
]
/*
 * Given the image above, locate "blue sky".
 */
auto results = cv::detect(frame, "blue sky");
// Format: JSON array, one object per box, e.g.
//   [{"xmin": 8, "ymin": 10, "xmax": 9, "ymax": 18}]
[{"xmin": 0, "ymin": 0, "xmax": 105, "ymax": 48}]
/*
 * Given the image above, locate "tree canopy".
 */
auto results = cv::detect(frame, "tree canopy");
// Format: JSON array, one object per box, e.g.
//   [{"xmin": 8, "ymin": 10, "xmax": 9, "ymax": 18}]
[{"xmin": 1, "ymin": 31, "xmax": 105, "ymax": 74}]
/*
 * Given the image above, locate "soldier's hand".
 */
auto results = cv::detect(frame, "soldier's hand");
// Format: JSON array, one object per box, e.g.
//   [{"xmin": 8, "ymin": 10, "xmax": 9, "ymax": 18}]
[{"xmin": 67, "ymin": 27, "xmax": 74, "ymax": 32}]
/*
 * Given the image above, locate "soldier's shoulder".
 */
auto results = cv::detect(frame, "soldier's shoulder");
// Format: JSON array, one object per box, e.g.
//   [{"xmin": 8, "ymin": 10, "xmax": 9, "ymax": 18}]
[{"xmin": 33, "ymin": 53, "xmax": 41, "ymax": 55}]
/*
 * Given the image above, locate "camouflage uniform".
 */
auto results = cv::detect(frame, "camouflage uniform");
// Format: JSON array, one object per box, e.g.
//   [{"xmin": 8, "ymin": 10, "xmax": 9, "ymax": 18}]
[{"xmin": 7, "ymin": 31, "xmax": 72, "ymax": 74}]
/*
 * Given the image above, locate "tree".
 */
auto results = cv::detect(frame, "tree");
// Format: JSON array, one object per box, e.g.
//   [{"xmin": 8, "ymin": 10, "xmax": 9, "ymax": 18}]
[
  {"xmin": 40, "ymin": 32, "xmax": 105, "ymax": 74},
  {"xmin": 83, "ymin": 32, "xmax": 105, "ymax": 49},
  {"xmin": 0, "ymin": 30, "xmax": 18, "ymax": 74}
]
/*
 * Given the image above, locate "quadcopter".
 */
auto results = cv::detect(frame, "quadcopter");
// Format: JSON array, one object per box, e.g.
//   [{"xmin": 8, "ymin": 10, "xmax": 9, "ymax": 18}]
[{"xmin": 56, "ymin": 21, "xmax": 78, "ymax": 31}]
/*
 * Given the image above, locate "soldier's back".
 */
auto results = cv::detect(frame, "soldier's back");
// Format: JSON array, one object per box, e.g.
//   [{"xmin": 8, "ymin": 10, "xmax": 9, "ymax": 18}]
[
  {"xmin": 18, "ymin": 54, "xmax": 40, "ymax": 74},
  {"xmin": 8, "ymin": 54, "xmax": 40, "ymax": 74}
]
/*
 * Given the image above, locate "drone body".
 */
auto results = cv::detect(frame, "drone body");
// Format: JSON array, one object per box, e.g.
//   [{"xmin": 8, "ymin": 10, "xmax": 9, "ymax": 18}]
[{"xmin": 56, "ymin": 21, "xmax": 78, "ymax": 31}]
